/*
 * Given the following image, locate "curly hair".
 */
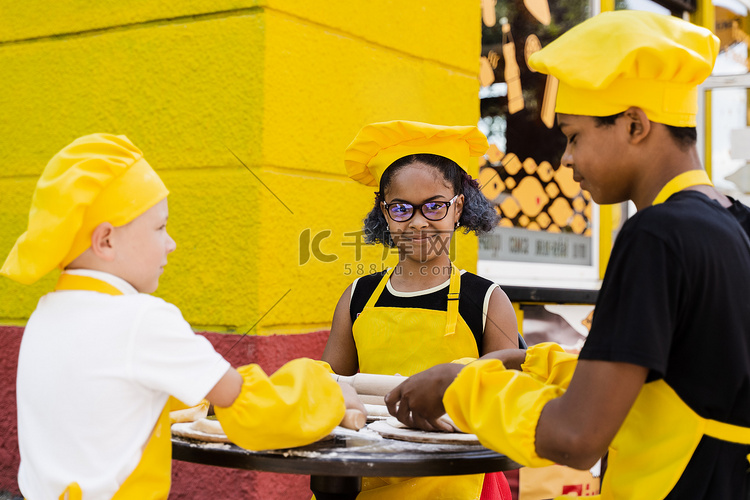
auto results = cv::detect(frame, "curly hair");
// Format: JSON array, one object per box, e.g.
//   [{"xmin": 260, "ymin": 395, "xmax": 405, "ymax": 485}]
[{"xmin": 363, "ymin": 154, "xmax": 498, "ymax": 247}]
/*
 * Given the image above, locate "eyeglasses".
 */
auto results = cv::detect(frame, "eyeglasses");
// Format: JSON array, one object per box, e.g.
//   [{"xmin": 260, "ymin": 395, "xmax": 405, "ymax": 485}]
[{"xmin": 383, "ymin": 194, "xmax": 459, "ymax": 222}]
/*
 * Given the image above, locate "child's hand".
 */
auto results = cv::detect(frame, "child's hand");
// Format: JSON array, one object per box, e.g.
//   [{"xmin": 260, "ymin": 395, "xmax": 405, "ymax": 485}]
[
  {"xmin": 384, "ymin": 363, "xmax": 463, "ymax": 432},
  {"xmin": 338, "ymin": 382, "xmax": 367, "ymax": 430},
  {"xmin": 338, "ymin": 381, "xmax": 367, "ymax": 414}
]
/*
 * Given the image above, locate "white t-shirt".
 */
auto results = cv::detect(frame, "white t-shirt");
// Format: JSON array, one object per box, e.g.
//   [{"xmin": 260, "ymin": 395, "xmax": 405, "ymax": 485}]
[{"xmin": 16, "ymin": 269, "xmax": 230, "ymax": 499}]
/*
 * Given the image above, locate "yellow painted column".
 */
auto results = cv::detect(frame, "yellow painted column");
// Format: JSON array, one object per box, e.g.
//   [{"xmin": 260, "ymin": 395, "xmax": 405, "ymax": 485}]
[
  {"xmin": 598, "ymin": 205, "xmax": 614, "ymax": 279},
  {"xmin": 513, "ymin": 302, "xmax": 524, "ymax": 337},
  {"xmin": 692, "ymin": 0, "xmax": 716, "ymax": 179},
  {"xmin": 595, "ymin": 0, "xmax": 616, "ymax": 278},
  {"xmin": 692, "ymin": 0, "xmax": 716, "ymax": 32},
  {"xmin": 704, "ymin": 90, "xmax": 714, "ymax": 178},
  {"xmin": 600, "ymin": 0, "xmax": 615, "ymax": 13}
]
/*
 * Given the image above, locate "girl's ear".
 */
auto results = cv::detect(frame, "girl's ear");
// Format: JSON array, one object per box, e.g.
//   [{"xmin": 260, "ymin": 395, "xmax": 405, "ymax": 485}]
[
  {"xmin": 622, "ymin": 107, "xmax": 651, "ymax": 144},
  {"xmin": 453, "ymin": 194, "xmax": 465, "ymax": 225},
  {"xmin": 380, "ymin": 198, "xmax": 390, "ymax": 221},
  {"xmin": 90, "ymin": 222, "xmax": 117, "ymax": 262}
]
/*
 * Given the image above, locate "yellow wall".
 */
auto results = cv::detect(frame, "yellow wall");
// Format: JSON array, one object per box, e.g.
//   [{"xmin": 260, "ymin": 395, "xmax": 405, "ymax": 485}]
[{"xmin": 0, "ymin": 1, "xmax": 482, "ymax": 334}]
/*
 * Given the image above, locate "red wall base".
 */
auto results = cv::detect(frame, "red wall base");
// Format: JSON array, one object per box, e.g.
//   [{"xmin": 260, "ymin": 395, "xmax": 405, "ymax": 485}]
[
  {"xmin": 0, "ymin": 326, "xmax": 330, "ymax": 499},
  {"xmin": 0, "ymin": 327, "xmax": 22, "ymax": 497}
]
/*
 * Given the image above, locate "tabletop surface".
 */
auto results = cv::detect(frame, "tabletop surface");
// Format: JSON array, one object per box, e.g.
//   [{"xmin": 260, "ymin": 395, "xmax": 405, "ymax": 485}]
[{"xmin": 172, "ymin": 426, "xmax": 521, "ymax": 477}]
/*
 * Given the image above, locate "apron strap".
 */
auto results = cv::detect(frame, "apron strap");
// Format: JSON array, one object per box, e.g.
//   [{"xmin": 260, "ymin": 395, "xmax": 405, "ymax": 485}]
[
  {"xmin": 444, "ymin": 263, "xmax": 461, "ymax": 337},
  {"xmin": 704, "ymin": 418, "xmax": 750, "ymax": 466},
  {"xmin": 704, "ymin": 418, "xmax": 750, "ymax": 445},
  {"xmin": 652, "ymin": 170, "xmax": 713, "ymax": 206},
  {"xmin": 362, "ymin": 268, "xmax": 395, "ymax": 312},
  {"xmin": 55, "ymin": 273, "xmax": 123, "ymax": 296}
]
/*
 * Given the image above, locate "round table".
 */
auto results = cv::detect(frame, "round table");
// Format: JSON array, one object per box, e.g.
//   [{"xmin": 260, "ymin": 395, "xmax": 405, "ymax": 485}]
[{"xmin": 172, "ymin": 426, "xmax": 521, "ymax": 499}]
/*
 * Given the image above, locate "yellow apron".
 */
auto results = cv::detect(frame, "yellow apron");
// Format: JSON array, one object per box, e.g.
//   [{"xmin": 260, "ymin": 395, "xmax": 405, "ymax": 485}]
[
  {"xmin": 54, "ymin": 273, "xmax": 172, "ymax": 500},
  {"xmin": 600, "ymin": 379, "xmax": 750, "ymax": 499},
  {"xmin": 593, "ymin": 168, "xmax": 750, "ymax": 498},
  {"xmin": 354, "ymin": 264, "xmax": 479, "ymax": 376},
  {"xmin": 353, "ymin": 264, "xmax": 485, "ymax": 500}
]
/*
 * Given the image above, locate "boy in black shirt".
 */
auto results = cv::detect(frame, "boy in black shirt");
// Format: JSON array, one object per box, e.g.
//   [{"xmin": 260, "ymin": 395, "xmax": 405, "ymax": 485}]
[{"xmin": 385, "ymin": 10, "xmax": 750, "ymax": 499}]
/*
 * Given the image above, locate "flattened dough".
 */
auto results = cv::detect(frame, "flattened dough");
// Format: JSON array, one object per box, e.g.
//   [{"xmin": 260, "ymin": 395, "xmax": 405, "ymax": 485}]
[
  {"xmin": 172, "ymin": 419, "xmax": 230, "ymax": 443},
  {"xmin": 367, "ymin": 418, "xmax": 480, "ymax": 445},
  {"xmin": 192, "ymin": 417, "xmax": 224, "ymax": 435}
]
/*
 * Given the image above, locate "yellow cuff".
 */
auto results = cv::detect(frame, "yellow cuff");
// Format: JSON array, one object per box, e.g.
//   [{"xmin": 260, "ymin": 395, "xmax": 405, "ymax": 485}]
[
  {"xmin": 215, "ymin": 358, "xmax": 345, "ymax": 450},
  {"xmin": 313, "ymin": 359, "xmax": 335, "ymax": 373},
  {"xmin": 444, "ymin": 359, "xmax": 561, "ymax": 468},
  {"xmin": 521, "ymin": 342, "xmax": 578, "ymax": 388}
]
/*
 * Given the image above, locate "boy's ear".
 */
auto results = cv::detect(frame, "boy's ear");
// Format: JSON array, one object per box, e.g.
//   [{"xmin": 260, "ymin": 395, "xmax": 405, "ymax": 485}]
[
  {"xmin": 622, "ymin": 107, "xmax": 651, "ymax": 144},
  {"xmin": 90, "ymin": 222, "xmax": 117, "ymax": 262}
]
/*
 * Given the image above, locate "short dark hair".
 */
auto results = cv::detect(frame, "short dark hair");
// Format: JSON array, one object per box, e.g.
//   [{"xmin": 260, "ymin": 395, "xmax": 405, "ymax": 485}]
[
  {"xmin": 363, "ymin": 154, "xmax": 498, "ymax": 247},
  {"xmin": 594, "ymin": 112, "xmax": 697, "ymax": 149}
]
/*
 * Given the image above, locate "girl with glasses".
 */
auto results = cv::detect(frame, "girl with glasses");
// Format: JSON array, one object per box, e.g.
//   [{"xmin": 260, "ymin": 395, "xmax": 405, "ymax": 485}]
[{"xmin": 321, "ymin": 121, "xmax": 519, "ymax": 500}]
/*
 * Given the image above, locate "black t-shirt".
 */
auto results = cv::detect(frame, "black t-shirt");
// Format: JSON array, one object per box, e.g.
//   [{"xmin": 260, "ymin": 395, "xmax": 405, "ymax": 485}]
[
  {"xmin": 580, "ymin": 191, "xmax": 750, "ymax": 498},
  {"xmin": 728, "ymin": 195, "xmax": 750, "ymax": 237},
  {"xmin": 349, "ymin": 270, "xmax": 498, "ymax": 354}
]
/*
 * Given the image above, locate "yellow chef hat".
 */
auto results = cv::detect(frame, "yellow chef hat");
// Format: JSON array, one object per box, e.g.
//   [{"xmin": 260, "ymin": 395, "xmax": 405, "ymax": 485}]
[
  {"xmin": 1, "ymin": 134, "xmax": 169, "ymax": 285},
  {"xmin": 344, "ymin": 120, "xmax": 489, "ymax": 187},
  {"xmin": 527, "ymin": 10, "xmax": 719, "ymax": 127}
]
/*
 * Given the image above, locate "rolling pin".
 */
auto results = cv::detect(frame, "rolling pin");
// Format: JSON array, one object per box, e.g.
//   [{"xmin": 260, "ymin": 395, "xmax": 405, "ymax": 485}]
[
  {"xmin": 331, "ymin": 373, "xmax": 407, "ymax": 396},
  {"xmin": 340, "ymin": 409, "xmax": 366, "ymax": 430},
  {"xmin": 358, "ymin": 394, "xmax": 385, "ymax": 405},
  {"xmin": 364, "ymin": 404, "xmax": 391, "ymax": 418}
]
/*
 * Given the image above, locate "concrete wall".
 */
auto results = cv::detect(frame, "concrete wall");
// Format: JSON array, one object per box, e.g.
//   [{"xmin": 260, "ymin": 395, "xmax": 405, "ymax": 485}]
[{"xmin": 0, "ymin": 1, "xmax": 482, "ymax": 497}]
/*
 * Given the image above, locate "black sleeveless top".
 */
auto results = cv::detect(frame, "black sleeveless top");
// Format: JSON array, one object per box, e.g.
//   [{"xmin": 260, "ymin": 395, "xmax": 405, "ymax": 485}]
[{"xmin": 349, "ymin": 270, "xmax": 498, "ymax": 354}]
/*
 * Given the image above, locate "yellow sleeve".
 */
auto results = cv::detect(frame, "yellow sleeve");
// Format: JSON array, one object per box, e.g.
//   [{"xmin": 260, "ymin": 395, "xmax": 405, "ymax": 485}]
[
  {"xmin": 214, "ymin": 358, "xmax": 345, "ymax": 451},
  {"xmin": 443, "ymin": 359, "xmax": 562, "ymax": 468},
  {"xmin": 520, "ymin": 342, "xmax": 578, "ymax": 388}
]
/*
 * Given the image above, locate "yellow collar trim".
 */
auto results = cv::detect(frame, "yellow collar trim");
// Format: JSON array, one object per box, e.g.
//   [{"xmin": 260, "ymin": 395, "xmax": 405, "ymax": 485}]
[
  {"xmin": 55, "ymin": 273, "xmax": 124, "ymax": 296},
  {"xmin": 652, "ymin": 170, "xmax": 713, "ymax": 206}
]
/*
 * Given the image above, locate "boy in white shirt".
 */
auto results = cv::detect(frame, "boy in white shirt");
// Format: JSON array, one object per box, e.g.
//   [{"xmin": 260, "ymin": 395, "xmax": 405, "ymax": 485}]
[{"xmin": 2, "ymin": 133, "xmax": 362, "ymax": 499}]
